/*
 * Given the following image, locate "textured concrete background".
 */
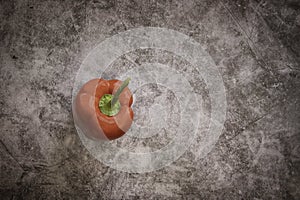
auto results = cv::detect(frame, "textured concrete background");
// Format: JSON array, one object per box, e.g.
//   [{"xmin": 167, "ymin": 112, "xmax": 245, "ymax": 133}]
[{"xmin": 1, "ymin": 0, "xmax": 300, "ymax": 199}]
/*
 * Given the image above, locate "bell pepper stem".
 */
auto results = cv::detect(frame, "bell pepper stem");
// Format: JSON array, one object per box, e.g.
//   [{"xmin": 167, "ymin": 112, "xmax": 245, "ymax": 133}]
[{"xmin": 110, "ymin": 78, "xmax": 131, "ymax": 107}]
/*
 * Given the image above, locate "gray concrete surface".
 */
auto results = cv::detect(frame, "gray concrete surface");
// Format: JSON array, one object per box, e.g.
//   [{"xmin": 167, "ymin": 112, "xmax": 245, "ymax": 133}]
[{"xmin": 0, "ymin": 0, "xmax": 300, "ymax": 199}]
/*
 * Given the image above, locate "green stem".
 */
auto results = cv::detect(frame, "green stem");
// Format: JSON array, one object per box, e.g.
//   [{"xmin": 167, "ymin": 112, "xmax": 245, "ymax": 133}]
[{"xmin": 110, "ymin": 78, "xmax": 131, "ymax": 107}]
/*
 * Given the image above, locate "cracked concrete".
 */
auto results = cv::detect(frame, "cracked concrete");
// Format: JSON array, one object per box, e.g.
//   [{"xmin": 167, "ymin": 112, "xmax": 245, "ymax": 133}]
[{"xmin": 0, "ymin": 0, "xmax": 300, "ymax": 199}]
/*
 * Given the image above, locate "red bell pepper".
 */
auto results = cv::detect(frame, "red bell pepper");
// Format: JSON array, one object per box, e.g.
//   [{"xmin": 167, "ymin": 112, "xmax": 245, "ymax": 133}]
[{"xmin": 73, "ymin": 78, "xmax": 134, "ymax": 140}]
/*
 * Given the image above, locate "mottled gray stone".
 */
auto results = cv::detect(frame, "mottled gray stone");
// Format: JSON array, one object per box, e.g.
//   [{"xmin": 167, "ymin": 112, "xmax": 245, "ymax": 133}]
[{"xmin": 0, "ymin": 0, "xmax": 299, "ymax": 199}]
